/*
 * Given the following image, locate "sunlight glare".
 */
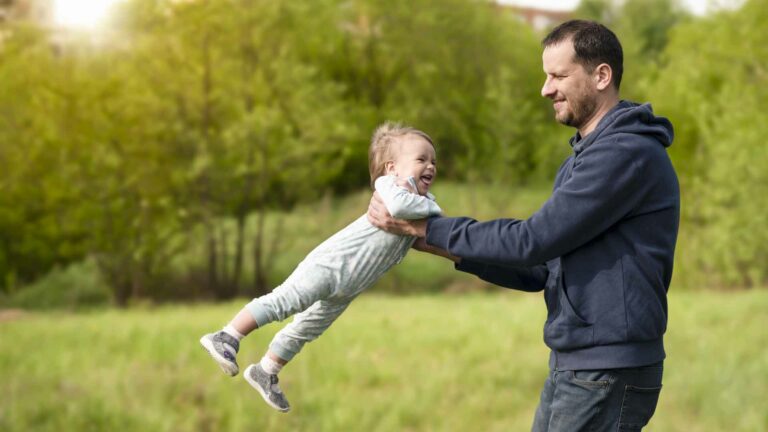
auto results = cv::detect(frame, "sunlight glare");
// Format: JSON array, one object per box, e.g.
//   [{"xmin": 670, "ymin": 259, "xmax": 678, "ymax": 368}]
[{"xmin": 53, "ymin": 0, "xmax": 122, "ymax": 29}]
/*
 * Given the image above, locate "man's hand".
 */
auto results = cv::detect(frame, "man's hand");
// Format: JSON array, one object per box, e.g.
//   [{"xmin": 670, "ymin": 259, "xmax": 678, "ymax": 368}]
[
  {"xmin": 368, "ymin": 192, "xmax": 460, "ymax": 263},
  {"xmin": 367, "ymin": 192, "xmax": 427, "ymax": 237}
]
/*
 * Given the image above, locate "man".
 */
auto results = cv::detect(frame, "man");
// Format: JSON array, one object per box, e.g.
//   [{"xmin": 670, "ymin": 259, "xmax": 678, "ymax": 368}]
[{"xmin": 367, "ymin": 20, "xmax": 679, "ymax": 431}]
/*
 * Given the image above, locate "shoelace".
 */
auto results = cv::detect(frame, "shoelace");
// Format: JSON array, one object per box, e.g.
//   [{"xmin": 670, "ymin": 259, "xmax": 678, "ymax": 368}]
[
  {"xmin": 216, "ymin": 333, "xmax": 239, "ymax": 352},
  {"xmin": 268, "ymin": 374, "xmax": 283, "ymax": 394}
]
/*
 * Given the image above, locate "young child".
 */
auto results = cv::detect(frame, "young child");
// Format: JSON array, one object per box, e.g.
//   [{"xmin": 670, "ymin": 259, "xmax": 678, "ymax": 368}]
[{"xmin": 200, "ymin": 122, "xmax": 441, "ymax": 412}]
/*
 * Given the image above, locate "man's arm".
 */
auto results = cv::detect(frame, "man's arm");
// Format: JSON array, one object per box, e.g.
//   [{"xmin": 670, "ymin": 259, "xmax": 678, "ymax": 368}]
[
  {"xmin": 426, "ymin": 140, "xmax": 655, "ymax": 267},
  {"xmin": 456, "ymin": 258, "xmax": 548, "ymax": 292},
  {"xmin": 369, "ymin": 197, "xmax": 548, "ymax": 292}
]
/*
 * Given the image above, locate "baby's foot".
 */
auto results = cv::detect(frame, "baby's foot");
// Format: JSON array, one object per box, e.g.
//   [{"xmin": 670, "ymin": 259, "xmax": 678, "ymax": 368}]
[
  {"xmin": 199, "ymin": 331, "xmax": 240, "ymax": 376},
  {"xmin": 244, "ymin": 363, "xmax": 291, "ymax": 412}
]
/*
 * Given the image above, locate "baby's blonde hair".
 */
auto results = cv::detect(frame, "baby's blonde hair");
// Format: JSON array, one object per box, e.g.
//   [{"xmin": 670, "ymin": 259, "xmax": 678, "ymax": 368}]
[{"xmin": 368, "ymin": 121, "xmax": 434, "ymax": 189}]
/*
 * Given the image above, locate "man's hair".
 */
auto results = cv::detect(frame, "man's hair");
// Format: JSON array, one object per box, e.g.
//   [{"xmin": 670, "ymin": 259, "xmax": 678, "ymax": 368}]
[
  {"xmin": 542, "ymin": 20, "xmax": 624, "ymax": 91},
  {"xmin": 369, "ymin": 122, "xmax": 434, "ymax": 189}
]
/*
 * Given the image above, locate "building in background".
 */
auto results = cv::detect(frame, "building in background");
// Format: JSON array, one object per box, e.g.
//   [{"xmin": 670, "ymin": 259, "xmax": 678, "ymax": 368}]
[
  {"xmin": 507, "ymin": 5, "xmax": 572, "ymax": 30},
  {"xmin": 493, "ymin": 2, "xmax": 573, "ymax": 31},
  {"xmin": 0, "ymin": 0, "xmax": 52, "ymax": 24}
]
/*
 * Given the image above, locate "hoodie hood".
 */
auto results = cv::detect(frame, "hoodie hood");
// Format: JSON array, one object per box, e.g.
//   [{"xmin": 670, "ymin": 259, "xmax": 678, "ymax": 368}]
[{"xmin": 570, "ymin": 100, "xmax": 674, "ymax": 155}]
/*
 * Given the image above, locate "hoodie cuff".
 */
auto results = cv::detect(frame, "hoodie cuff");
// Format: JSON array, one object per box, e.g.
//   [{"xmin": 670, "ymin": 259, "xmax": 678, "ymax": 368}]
[
  {"xmin": 455, "ymin": 259, "xmax": 486, "ymax": 277},
  {"xmin": 425, "ymin": 216, "xmax": 454, "ymax": 251}
]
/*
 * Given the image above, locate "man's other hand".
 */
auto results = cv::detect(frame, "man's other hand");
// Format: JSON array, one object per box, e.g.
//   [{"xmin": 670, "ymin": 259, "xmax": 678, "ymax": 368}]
[{"xmin": 367, "ymin": 192, "xmax": 427, "ymax": 237}]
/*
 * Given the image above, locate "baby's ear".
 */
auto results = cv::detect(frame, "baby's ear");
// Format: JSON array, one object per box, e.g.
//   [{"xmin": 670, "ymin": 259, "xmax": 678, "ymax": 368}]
[{"xmin": 384, "ymin": 161, "xmax": 396, "ymax": 174}]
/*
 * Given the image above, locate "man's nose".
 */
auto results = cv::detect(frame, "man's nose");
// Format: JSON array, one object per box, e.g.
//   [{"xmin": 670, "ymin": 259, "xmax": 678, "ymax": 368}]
[{"xmin": 541, "ymin": 77, "xmax": 555, "ymax": 98}]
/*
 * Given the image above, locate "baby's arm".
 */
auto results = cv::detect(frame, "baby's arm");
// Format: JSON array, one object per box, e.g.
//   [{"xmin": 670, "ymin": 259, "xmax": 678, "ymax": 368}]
[{"xmin": 374, "ymin": 175, "xmax": 442, "ymax": 219}]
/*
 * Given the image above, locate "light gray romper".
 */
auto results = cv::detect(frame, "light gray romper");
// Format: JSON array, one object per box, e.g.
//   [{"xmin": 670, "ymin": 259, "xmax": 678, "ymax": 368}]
[{"xmin": 246, "ymin": 175, "xmax": 442, "ymax": 360}]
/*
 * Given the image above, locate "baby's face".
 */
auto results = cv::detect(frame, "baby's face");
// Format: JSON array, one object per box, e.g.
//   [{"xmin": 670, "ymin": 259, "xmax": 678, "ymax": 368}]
[{"xmin": 386, "ymin": 136, "xmax": 437, "ymax": 195}]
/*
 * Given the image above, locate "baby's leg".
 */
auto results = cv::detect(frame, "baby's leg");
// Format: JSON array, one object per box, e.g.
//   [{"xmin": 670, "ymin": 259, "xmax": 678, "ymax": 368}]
[
  {"xmin": 200, "ymin": 265, "xmax": 332, "ymax": 377},
  {"xmin": 246, "ymin": 265, "xmax": 335, "ymax": 329},
  {"xmin": 268, "ymin": 298, "xmax": 352, "ymax": 362},
  {"xmin": 227, "ymin": 308, "xmax": 258, "ymax": 336},
  {"xmin": 244, "ymin": 299, "xmax": 351, "ymax": 413}
]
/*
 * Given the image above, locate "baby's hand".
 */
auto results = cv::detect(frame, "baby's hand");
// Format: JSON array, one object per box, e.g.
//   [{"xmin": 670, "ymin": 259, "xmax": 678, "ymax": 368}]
[{"xmin": 395, "ymin": 176, "xmax": 416, "ymax": 193}]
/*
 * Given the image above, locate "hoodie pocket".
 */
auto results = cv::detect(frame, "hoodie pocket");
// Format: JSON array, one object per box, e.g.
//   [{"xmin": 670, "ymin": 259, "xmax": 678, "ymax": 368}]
[
  {"xmin": 622, "ymin": 256, "xmax": 667, "ymax": 341},
  {"xmin": 544, "ymin": 281, "xmax": 594, "ymax": 350}
]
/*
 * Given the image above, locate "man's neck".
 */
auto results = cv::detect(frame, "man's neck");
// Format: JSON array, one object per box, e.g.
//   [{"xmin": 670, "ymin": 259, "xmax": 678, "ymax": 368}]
[{"xmin": 578, "ymin": 96, "xmax": 620, "ymax": 138}]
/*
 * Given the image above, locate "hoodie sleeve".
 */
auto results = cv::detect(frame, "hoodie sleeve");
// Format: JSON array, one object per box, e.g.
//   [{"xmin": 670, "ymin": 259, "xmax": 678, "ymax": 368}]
[
  {"xmin": 375, "ymin": 175, "xmax": 443, "ymax": 219},
  {"xmin": 455, "ymin": 259, "xmax": 548, "ymax": 292},
  {"xmin": 426, "ymin": 136, "xmax": 653, "ymax": 267}
]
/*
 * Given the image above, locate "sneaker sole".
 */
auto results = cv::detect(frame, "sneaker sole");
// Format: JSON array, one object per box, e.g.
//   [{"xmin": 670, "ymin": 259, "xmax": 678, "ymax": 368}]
[
  {"xmin": 244, "ymin": 364, "xmax": 291, "ymax": 413},
  {"xmin": 199, "ymin": 335, "xmax": 239, "ymax": 376}
]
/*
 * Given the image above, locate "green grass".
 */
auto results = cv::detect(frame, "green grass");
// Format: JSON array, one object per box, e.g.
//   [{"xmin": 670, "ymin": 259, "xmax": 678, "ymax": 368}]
[{"xmin": 1, "ymin": 290, "xmax": 766, "ymax": 431}]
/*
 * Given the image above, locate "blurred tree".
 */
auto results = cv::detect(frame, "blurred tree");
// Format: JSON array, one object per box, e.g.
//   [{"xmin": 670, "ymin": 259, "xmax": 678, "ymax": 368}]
[
  {"xmin": 649, "ymin": 0, "xmax": 767, "ymax": 287},
  {"xmin": 575, "ymin": 0, "xmax": 690, "ymax": 101},
  {"xmin": 119, "ymin": 0, "xmax": 360, "ymax": 299},
  {"xmin": 574, "ymin": 0, "xmax": 617, "ymax": 25},
  {"xmin": 304, "ymin": 0, "xmax": 559, "ymax": 184},
  {"xmin": 11, "ymin": 0, "xmax": 760, "ymax": 305},
  {"xmin": 613, "ymin": 0, "xmax": 689, "ymax": 101},
  {"xmin": 0, "ymin": 26, "xmax": 94, "ymax": 293}
]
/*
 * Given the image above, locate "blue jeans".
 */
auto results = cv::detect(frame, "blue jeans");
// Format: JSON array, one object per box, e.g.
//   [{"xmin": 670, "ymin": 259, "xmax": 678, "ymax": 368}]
[{"xmin": 532, "ymin": 362, "xmax": 663, "ymax": 432}]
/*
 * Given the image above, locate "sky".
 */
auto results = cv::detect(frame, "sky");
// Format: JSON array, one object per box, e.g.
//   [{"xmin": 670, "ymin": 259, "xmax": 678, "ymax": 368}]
[{"xmin": 497, "ymin": 0, "xmax": 744, "ymax": 16}]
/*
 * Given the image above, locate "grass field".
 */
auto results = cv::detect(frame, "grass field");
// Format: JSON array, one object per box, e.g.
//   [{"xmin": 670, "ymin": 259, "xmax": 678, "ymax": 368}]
[{"xmin": 1, "ymin": 290, "xmax": 767, "ymax": 431}]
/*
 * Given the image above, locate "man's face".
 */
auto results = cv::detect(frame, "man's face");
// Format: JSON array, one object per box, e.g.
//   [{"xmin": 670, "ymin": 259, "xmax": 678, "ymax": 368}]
[{"xmin": 541, "ymin": 41, "xmax": 598, "ymax": 130}]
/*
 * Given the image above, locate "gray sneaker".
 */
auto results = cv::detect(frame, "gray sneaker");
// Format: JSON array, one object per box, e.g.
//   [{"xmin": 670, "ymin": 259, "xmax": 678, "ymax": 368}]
[
  {"xmin": 199, "ymin": 331, "xmax": 240, "ymax": 376},
  {"xmin": 244, "ymin": 363, "xmax": 291, "ymax": 413}
]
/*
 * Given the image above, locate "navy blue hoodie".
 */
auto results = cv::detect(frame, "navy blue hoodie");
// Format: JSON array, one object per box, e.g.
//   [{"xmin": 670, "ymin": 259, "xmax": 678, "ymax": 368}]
[{"xmin": 426, "ymin": 101, "xmax": 679, "ymax": 370}]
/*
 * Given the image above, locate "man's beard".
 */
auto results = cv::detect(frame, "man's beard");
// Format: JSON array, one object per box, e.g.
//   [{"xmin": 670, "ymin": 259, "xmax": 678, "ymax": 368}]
[{"xmin": 557, "ymin": 93, "xmax": 597, "ymax": 130}]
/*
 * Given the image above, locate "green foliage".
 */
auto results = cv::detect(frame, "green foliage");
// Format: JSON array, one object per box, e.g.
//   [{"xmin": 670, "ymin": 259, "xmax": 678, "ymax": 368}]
[
  {"xmin": 1, "ymin": 0, "xmax": 766, "ymax": 302},
  {"xmin": 0, "ymin": 258, "xmax": 111, "ymax": 310},
  {"xmin": 0, "ymin": 291, "xmax": 766, "ymax": 430},
  {"xmin": 0, "ymin": 26, "xmax": 89, "ymax": 288},
  {"xmin": 576, "ymin": 0, "xmax": 768, "ymax": 288},
  {"xmin": 648, "ymin": 0, "xmax": 768, "ymax": 287},
  {"xmin": 290, "ymin": 0, "xmax": 560, "ymax": 184},
  {"xmin": 573, "ymin": 0, "xmax": 690, "ymax": 101},
  {"xmin": 0, "ymin": 0, "xmax": 561, "ymax": 301},
  {"xmin": 693, "ymin": 90, "xmax": 768, "ymax": 287}
]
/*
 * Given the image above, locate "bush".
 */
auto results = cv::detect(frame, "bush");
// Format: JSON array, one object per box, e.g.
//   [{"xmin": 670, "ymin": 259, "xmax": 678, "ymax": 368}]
[{"xmin": 1, "ymin": 257, "xmax": 112, "ymax": 310}]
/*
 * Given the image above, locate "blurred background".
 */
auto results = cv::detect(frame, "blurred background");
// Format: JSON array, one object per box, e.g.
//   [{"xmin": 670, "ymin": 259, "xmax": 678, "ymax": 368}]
[{"xmin": 0, "ymin": 0, "xmax": 766, "ymax": 430}]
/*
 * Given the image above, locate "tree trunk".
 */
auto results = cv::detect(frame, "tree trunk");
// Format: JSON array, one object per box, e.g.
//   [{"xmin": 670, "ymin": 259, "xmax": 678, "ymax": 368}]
[
  {"xmin": 206, "ymin": 220, "xmax": 220, "ymax": 297},
  {"xmin": 252, "ymin": 207, "xmax": 270, "ymax": 297},
  {"xmin": 98, "ymin": 256, "xmax": 131, "ymax": 308},
  {"xmin": 218, "ymin": 222, "xmax": 236, "ymax": 299},
  {"xmin": 233, "ymin": 212, "xmax": 246, "ymax": 295}
]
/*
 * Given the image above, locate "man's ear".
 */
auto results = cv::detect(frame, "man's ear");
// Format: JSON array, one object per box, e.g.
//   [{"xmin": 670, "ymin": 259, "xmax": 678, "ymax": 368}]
[{"xmin": 594, "ymin": 63, "xmax": 613, "ymax": 91}]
